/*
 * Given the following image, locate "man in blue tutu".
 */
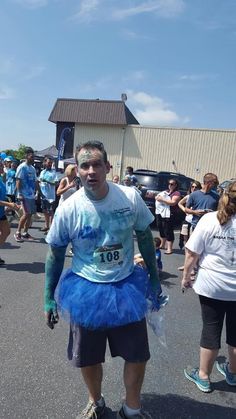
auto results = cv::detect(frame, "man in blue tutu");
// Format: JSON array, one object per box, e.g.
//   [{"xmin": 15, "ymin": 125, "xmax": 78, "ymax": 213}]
[{"xmin": 44, "ymin": 140, "xmax": 162, "ymax": 419}]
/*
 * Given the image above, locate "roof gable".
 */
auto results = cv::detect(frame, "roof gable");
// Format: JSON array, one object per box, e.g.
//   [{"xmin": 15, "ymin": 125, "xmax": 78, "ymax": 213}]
[{"xmin": 49, "ymin": 98, "xmax": 139, "ymax": 126}]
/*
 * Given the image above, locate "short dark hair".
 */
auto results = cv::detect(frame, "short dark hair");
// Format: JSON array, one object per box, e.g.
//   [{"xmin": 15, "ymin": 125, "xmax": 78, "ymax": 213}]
[
  {"xmin": 25, "ymin": 147, "xmax": 34, "ymax": 156},
  {"xmin": 126, "ymin": 166, "xmax": 134, "ymax": 173},
  {"xmin": 43, "ymin": 156, "xmax": 53, "ymax": 162},
  {"xmin": 75, "ymin": 140, "xmax": 108, "ymax": 164}
]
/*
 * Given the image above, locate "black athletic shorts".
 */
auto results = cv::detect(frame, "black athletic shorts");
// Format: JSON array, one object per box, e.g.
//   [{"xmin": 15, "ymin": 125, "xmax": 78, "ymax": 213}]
[
  {"xmin": 67, "ymin": 318, "xmax": 150, "ymax": 368},
  {"xmin": 199, "ymin": 295, "xmax": 236, "ymax": 349}
]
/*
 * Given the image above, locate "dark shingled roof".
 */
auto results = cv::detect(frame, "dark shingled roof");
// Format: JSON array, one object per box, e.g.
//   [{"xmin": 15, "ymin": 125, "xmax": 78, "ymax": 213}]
[{"xmin": 49, "ymin": 98, "xmax": 139, "ymax": 126}]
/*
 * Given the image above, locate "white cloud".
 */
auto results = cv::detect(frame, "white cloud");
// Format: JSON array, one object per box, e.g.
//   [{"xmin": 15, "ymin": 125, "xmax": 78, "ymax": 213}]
[
  {"xmin": 22, "ymin": 65, "xmax": 46, "ymax": 80},
  {"xmin": 70, "ymin": 0, "xmax": 100, "ymax": 23},
  {"xmin": 0, "ymin": 86, "xmax": 15, "ymax": 99},
  {"xmin": 122, "ymin": 71, "xmax": 146, "ymax": 83},
  {"xmin": 70, "ymin": 0, "xmax": 185, "ymax": 23},
  {"xmin": 120, "ymin": 29, "xmax": 152, "ymax": 41},
  {"xmin": 112, "ymin": 0, "xmax": 185, "ymax": 20},
  {"xmin": 127, "ymin": 90, "xmax": 183, "ymax": 125},
  {"xmin": 14, "ymin": 0, "xmax": 48, "ymax": 8}
]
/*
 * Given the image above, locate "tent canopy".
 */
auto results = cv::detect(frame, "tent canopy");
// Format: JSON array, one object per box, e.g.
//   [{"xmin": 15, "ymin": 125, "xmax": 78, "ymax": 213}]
[{"xmin": 34, "ymin": 145, "xmax": 58, "ymax": 159}]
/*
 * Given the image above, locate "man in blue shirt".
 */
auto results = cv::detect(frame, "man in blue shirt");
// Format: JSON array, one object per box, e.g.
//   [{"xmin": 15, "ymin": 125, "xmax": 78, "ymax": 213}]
[
  {"xmin": 186, "ymin": 172, "xmax": 219, "ymax": 229},
  {"xmin": 39, "ymin": 156, "xmax": 57, "ymax": 233},
  {"xmin": 14, "ymin": 147, "xmax": 37, "ymax": 242}
]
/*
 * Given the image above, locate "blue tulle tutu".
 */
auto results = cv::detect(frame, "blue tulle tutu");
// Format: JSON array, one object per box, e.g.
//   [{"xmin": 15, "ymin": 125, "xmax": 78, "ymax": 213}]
[{"xmin": 55, "ymin": 265, "xmax": 150, "ymax": 329}]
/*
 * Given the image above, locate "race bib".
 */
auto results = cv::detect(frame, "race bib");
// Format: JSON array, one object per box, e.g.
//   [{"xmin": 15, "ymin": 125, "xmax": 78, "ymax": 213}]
[{"xmin": 93, "ymin": 244, "xmax": 124, "ymax": 270}]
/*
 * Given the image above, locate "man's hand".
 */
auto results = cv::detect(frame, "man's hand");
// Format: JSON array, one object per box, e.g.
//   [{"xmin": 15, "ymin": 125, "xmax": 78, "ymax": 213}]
[{"xmin": 45, "ymin": 309, "xmax": 59, "ymax": 329}]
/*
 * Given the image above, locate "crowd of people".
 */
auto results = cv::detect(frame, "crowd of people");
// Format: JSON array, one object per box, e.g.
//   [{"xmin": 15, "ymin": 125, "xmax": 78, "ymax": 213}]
[{"xmin": 0, "ymin": 143, "xmax": 236, "ymax": 419}]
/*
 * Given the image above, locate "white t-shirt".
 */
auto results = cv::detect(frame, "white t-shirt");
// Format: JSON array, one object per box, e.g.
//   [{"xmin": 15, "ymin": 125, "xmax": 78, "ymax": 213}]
[
  {"xmin": 59, "ymin": 177, "xmax": 77, "ymax": 205},
  {"xmin": 186, "ymin": 212, "xmax": 236, "ymax": 300},
  {"xmin": 46, "ymin": 182, "xmax": 154, "ymax": 283},
  {"xmin": 155, "ymin": 191, "xmax": 171, "ymax": 218}
]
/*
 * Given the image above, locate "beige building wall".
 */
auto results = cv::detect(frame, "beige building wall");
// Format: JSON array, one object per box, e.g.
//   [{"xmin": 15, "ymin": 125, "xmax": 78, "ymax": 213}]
[
  {"xmin": 74, "ymin": 124, "xmax": 125, "ymax": 180},
  {"xmin": 122, "ymin": 126, "xmax": 236, "ymax": 183},
  {"xmin": 74, "ymin": 124, "xmax": 236, "ymax": 183}
]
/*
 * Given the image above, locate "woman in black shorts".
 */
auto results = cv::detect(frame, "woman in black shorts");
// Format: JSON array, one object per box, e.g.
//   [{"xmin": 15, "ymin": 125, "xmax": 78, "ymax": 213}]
[{"xmin": 182, "ymin": 181, "xmax": 236, "ymax": 392}]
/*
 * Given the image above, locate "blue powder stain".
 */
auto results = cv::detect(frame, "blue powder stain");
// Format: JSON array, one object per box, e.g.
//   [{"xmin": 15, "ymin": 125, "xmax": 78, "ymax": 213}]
[{"xmin": 78, "ymin": 226, "xmax": 104, "ymax": 241}]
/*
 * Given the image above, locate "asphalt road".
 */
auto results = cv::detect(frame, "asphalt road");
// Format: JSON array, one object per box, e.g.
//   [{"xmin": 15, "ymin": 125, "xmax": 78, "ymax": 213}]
[{"xmin": 0, "ymin": 218, "xmax": 235, "ymax": 419}]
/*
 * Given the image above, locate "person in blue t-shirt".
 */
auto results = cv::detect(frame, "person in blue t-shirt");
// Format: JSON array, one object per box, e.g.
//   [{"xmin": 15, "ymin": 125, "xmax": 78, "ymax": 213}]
[
  {"xmin": 186, "ymin": 173, "xmax": 220, "ymax": 230},
  {"xmin": 39, "ymin": 156, "xmax": 58, "ymax": 233},
  {"xmin": 0, "ymin": 161, "xmax": 21, "ymax": 264},
  {"xmin": 14, "ymin": 147, "xmax": 38, "ymax": 242}
]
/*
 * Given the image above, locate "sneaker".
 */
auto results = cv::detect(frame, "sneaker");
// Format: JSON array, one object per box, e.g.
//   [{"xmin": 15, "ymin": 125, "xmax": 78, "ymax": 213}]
[
  {"xmin": 216, "ymin": 361, "xmax": 236, "ymax": 386},
  {"xmin": 14, "ymin": 232, "xmax": 24, "ymax": 242},
  {"xmin": 77, "ymin": 398, "xmax": 106, "ymax": 419},
  {"xmin": 22, "ymin": 232, "xmax": 35, "ymax": 240},
  {"xmin": 0, "ymin": 258, "xmax": 5, "ymax": 265},
  {"xmin": 184, "ymin": 367, "xmax": 211, "ymax": 393},
  {"xmin": 117, "ymin": 407, "xmax": 152, "ymax": 419}
]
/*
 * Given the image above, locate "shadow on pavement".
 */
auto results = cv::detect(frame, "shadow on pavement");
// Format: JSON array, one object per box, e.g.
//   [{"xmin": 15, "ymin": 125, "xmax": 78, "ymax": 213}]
[
  {"xmin": 141, "ymin": 392, "xmax": 236, "ymax": 418},
  {"xmin": 3, "ymin": 242, "xmax": 20, "ymax": 249},
  {"xmin": 103, "ymin": 391, "xmax": 236, "ymax": 418},
  {"xmin": 3, "ymin": 262, "xmax": 45, "ymax": 274},
  {"xmin": 160, "ymin": 271, "xmax": 178, "ymax": 289}
]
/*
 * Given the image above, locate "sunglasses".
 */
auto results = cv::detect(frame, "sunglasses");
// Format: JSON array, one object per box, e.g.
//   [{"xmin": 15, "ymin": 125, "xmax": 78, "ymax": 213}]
[
  {"xmin": 191, "ymin": 185, "xmax": 197, "ymax": 189},
  {"xmin": 169, "ymin": 182, "xmax": 176, "ymax": 186}
]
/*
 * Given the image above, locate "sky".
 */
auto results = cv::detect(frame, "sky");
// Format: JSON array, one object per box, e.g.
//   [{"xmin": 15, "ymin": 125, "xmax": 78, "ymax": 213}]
[{"xmin": 0, "ymin": 0, "xmax": 236, "ymax": 151}]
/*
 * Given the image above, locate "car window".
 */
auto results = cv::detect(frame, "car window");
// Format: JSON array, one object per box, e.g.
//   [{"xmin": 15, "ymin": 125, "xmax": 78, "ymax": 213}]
[{"xmin": 135, "ymin": 174, "xmax": 160, "ymax": 189}]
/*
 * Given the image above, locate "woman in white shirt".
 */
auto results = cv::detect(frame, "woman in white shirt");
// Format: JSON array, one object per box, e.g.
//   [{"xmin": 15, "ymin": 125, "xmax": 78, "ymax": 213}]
[
  {"xmin": 56, "ymin": 164, "xmax": 79, "ymax": 205},
  {"xmin": 182, "ymin": 181, "xmax": 236, "ymax": 393}
]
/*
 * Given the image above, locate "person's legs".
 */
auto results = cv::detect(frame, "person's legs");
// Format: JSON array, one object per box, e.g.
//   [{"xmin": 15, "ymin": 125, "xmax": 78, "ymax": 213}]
[
  {"xmin": 199, "ymin": 347, "xmax": 219, "ymax": 379},
  {"xmin": 108, "ymin": 319, "xmax": 150, "ymax": 417},
  {"xmin": 68, "ymin": 325, "xmax": 107, "ymax": 418},
  {"xmin": 0, "ymin": 218, "xmax": 10, "ymax": 245},
  {"xmin": 43, "ymin": 211, "xmax": 50, "ymax": 230},
  {"xmin": 164, "ymin": 218, "xmax": 174, "ymax": 254},
  {"xmin": 23, "ymin": 214, "xmax": 33, "ymax": 233},
  {"xmin": 156, "ymin": 215, "xmax": 166, "ymax": 248},
  {"xmin": 226, "ymin": 301, "xmax": 236, "ymax": 373},
  {"xmin": 81, "ymin": 363, "xmax": 103, "ymax": 402},
  {"xmin": 199, "ymin": 296, "xmax": 224, "ymax": 379},
  {"xmin": 123, "ymin": 361, "xmax": 146, "ymax": 409},
  {"xmin": 228, "ymin": 345, "xmax": 236, "ymax": 373},
  {"xmin": 184, "ymin": 296, "xmax": 224, "ymax": 392}
]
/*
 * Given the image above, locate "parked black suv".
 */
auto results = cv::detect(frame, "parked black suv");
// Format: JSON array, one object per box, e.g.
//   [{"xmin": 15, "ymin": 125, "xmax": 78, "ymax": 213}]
[{"xmin": 133, "ymin": 170, "xmax": 194, "ymax": 225}]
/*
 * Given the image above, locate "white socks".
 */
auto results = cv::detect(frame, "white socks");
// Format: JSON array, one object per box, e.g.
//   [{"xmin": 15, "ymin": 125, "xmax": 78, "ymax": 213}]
[{"xmin": 123, "ymin": 403, "xmax": 141, "ymax": 417}]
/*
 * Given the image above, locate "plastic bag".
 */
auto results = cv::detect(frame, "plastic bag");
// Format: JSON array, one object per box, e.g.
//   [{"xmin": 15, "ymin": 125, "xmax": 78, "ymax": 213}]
[{"xmin": 146, "ymin": 295, "xmax": 169, "ymax": 348}]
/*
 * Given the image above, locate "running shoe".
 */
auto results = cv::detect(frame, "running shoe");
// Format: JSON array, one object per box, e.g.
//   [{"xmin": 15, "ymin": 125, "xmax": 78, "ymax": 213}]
[
  {"xmin": 14, "ymin": 232, "xmax": 24, "ymax": 242},
  {"xmin": 184, "ymin": 367, "xmax": 211, "ymax": 392},
  {"xmin": 0, "ymin": 257, "xmax": 5, "ymax": 265},
  {"xmin": 216, "ymin": 361, "xmax": 236, "ymax": 386},
  {"xmin": 117, "ymin": 407, "xmax": 152, "ymax": 419},
  {"xmin": 77, "ymin": 398, "xmax": 106, "ymax": 419},
  {"xmin": 22, "ymin": 232, "xmax": 35, "ymax": 240}
]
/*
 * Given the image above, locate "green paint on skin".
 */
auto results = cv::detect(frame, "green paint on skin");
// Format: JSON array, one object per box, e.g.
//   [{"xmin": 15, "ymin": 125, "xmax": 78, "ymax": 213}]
[{"xmin": 77, "ymin": 150, "xmax": 94, "ymax": 167}]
